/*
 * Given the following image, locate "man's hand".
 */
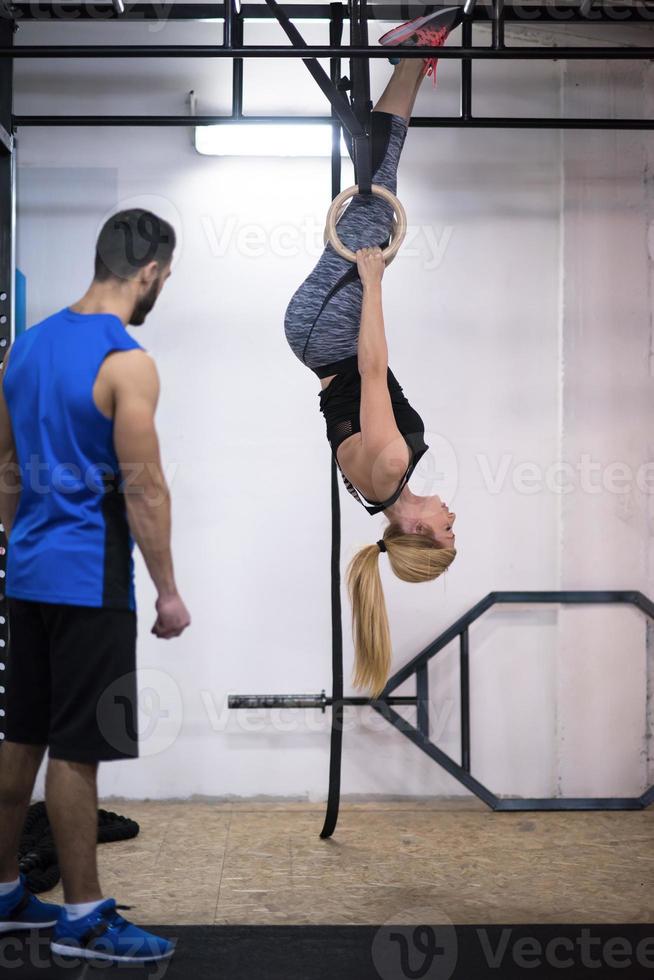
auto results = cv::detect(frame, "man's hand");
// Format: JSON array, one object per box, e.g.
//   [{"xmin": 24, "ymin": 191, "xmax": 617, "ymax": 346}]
[
  {"xmin": 356, "ymin": 246, "xmax": 385, "ymax": 290},
  {"xmin": 152, "ymin": 593, "xmax": 191, "ymax": 639}
]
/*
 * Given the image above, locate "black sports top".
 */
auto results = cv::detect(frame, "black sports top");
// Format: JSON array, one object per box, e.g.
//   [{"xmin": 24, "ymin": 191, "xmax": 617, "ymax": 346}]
[{"xmin": 316, "ymin": 355, "xmax": 429, "ymax": 516}]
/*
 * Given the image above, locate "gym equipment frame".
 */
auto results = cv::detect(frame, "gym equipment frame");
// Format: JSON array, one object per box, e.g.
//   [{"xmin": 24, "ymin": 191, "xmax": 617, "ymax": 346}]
[{"xmin": 231, "ymin": 591, "xmax": 654, "ymax": 828}]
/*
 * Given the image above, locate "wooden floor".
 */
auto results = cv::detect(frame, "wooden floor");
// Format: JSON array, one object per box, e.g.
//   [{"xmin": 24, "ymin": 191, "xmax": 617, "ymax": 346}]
[{"xmin": 44, "ymin": 800, "xmax": 653, "ymax": 926}]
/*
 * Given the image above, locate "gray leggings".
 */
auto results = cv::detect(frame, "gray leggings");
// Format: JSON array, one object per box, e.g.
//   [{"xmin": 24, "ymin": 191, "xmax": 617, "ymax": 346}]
[{"xmin": 284, "ymin": 112, "xmax": 408, "ymax": 374}]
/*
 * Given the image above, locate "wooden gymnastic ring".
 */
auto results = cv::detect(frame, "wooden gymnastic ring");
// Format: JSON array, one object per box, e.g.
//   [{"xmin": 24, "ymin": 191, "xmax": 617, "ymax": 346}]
[
  {"xmin": 325, "ymin": 202, "xmax": 400, "ymax": 256},
  {"xmin": 324, "ymin": 184, "xmax": 407, "ymax": 264}
]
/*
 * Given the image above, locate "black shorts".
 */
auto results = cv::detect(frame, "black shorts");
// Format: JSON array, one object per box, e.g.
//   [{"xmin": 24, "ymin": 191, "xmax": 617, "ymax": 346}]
[{"xmin": 4, "ymin": 599, "xmax": 139, "ymax": 763}]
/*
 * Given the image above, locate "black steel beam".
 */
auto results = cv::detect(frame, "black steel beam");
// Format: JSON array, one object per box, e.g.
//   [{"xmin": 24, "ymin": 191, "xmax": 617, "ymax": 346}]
[
  {"xmin": 373, "ymin": 703, "xmax": 499, "ymax": 808},
  {"xmin": 385, "ymin": 593, "xmax": 496, "ymax": 694},
  {"xmin": 410, "ymin": 116, "xmax": 654, "ymax": 128},
  {"xmin": 633, "ymin": 592, "xmax": 654, "ymax": 619},
  {"xmin": 460, "ymin": 628, "xmax": 471, "ymax": 773},
  {"xmin": 493, "ymin": 797, "xmax": 645, "ymax": 811},
  {"xmin": 223, "ymin": 0, "xmax": 234, "ymax": 43},
  {"xmin": 0, "ymin": 124, "xmax": 11, "ymax": 151},
  {"xmin": 490, "ymin": 590, "xmax": 644, "ymax": 604},
  {"xmin": 416, "ymin": 666, "xmax": 429, "ymax": 738},
  {"xmin": 11, "ymin": 2, "xmax": 654, "ymax": 23},
  {"xmin": 329, "ymin": 2, "xmax": 343, "ymax": 203},
  {"xmin": 640, "ymin": 785, "xmax": 654, "ymax": 808},
  {"xmin": 492, "ymin": 0, "xmax": 505, "ymax": 48},
  {"xmin": 262, "ymin": 0, "xmax": 364, "ymax": 138},
  {"xmin": 4, "ymin": 44, "xmax": 654, "ymax": 58},
  {"xmin": 228, "ymin": 590, "xmax": 653, "ymax": 812},
  {"xmin": 13, "ymin": 115, "xmax": 654, "ymax": 130},
  {"xmin": 460, "ymin": 14, "xmax": 472, "ymax": 121},
  {"xmin": 14, "ymin": 114, "xmax": 333, "ymax": 126},
  {"xmin": 230, "ymin": 3, "xmax": 244, "ymax": 118},
  {"xmin": 228, "ymin": 694, "xmax": 418, "ymax": 708},
  {"xmin": 386, "ymin": 590, "xmax": 647, "ymax": 694}
]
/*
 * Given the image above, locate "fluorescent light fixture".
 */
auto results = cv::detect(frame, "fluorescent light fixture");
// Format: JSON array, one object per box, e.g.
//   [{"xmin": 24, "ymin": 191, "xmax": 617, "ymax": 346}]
[{"xmin": 195, "ymin": 123, "xmax": 349, "ymax": 158}]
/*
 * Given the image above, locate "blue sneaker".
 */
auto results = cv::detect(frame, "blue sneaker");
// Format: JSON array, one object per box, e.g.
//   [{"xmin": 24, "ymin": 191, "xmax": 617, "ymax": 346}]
[
  {"xmin": 51, "ymin": 899, "xmax": 176, "ymax": 964},
  {"xmin": 0, "ymin": 875, "xmax": 61, "ymax": 933}
]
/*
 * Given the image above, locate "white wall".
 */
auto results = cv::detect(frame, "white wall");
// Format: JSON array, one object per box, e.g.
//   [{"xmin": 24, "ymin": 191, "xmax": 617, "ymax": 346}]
[
  {"xmin": 11, "ymin": 10, "xmax": 654, "ymax": 800},
  {"xmin": 556, "ymin": 58, "xmax": 654, "ymax": 797}
]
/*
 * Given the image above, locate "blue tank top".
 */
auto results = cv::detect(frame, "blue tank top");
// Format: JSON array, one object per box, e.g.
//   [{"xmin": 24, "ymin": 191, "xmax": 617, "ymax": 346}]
[{"xmin": 3, "ymin": 308, "xmax": 143, "ymax": 609}]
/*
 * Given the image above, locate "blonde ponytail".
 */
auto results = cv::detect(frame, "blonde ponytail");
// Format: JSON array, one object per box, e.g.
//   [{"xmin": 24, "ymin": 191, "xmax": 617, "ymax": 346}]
[
  {"xmin": 347, "ymin": 526, "xmax": 457, "ymax": 698},
  {"xmin": 347, "ymin": 542, "xmax": 392, "ymax": 698}
]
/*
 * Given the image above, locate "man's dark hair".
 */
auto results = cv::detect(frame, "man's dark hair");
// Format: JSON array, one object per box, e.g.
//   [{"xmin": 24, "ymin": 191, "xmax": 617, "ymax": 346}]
[{"xmin": 94, "ymin": 209, "xmax": 176, "ymax": 283}]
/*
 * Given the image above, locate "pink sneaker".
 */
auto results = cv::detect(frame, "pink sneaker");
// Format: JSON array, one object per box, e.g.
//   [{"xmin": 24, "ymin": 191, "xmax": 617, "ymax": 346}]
[{"xmin": 380, "ymin": 7, "xmax": 464, "ymax": 81}]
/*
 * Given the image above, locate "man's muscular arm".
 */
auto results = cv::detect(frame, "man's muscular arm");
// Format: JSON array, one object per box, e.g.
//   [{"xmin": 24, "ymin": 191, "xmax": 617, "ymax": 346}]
[{"xmin": 103, "ymin": 349, "xmax": 190, "ymax": 639}]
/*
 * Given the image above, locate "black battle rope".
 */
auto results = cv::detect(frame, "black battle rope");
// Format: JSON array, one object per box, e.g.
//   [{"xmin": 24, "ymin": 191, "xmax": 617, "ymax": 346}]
[
  {"xmin": 18, "ymin": 801, "xmax": 140, "ymax": 894},
  {"xmin": 320, "ymin": 3, "xmax": 346, "ymax": 842}
]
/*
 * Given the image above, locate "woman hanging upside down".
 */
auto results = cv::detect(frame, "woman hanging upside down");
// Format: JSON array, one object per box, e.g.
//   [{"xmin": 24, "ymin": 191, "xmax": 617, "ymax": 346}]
[{"xmin": 284, "ymin": 8, "xmax": 462, "ymax": 697}]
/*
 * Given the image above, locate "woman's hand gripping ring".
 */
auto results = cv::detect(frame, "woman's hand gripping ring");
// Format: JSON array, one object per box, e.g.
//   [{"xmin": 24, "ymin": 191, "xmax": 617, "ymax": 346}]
[{"xmin": 324, "ymin": 184, "xmax": 407, "ymax": 265}]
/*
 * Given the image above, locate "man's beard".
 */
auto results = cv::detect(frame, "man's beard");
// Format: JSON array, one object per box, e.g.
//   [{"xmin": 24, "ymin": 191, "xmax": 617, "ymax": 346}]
[{"xmin": 129, "ymin": 277, "xmax": 160, "ymax": 326}]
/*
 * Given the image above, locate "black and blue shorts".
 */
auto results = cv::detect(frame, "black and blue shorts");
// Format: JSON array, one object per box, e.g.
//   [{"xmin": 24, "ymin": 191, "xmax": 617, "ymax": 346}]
[{"xmin": 3, "ymin": 599, "xmax": 138, "ymax": 763}]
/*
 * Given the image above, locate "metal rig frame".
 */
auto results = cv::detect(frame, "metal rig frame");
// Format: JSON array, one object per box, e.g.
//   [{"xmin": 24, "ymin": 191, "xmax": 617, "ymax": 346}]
[
  {"xmin": 0, "ymin": 0, "xmax": 653, "ymax": 831},
  {"xmin": 3, "ymin": 1, "xmax": 654, "ymax": 129},
  {"xmin": 231, "ymin": 592, "xmax": 654, "ymax": 827}
]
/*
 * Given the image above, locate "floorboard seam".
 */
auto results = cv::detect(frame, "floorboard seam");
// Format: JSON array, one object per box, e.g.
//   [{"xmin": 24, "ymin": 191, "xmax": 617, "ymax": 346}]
[{"xmin": 213, "ymin": 803, "xmax": 234, "ymax": 924}]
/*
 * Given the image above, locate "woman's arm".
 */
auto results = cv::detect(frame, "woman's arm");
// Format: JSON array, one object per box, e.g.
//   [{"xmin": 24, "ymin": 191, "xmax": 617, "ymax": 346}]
[
  {"xmin": 357, "ymin": 249, "xmax": 389, "ymax": 377},
  {"xmin": 356, "ymin": 248, "xmax": 410, "ymax": 483}
]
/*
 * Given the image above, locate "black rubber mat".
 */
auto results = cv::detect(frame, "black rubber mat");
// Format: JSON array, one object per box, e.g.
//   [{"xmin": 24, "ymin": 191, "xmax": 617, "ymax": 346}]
[{"xmin": 3, "ymin": 923, "xmax": 654, "ymax": 979}]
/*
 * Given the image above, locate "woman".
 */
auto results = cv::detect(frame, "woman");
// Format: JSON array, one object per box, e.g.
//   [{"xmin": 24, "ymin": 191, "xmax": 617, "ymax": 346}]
[{"xmin": 284, "ymin": 8, "xmax": 461, "ymax": 697}]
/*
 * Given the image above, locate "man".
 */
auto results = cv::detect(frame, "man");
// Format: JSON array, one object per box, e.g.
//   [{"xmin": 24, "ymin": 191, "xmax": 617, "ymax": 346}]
[{"xmin": 0, "ymin": 209, "xmax": 190, "ymax": 964}]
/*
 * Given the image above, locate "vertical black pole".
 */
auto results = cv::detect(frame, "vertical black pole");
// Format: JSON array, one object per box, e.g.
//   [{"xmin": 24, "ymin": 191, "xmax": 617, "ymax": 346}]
[
  {"xmin": 0, "ymin": 7, "xmax": 14, "ymax": 744},
  {"xmin": 460, "ymin": 628, "xmax": 471, "ymax": 772},
  {"xmin": 416, "ymin": 665, "xmax": 429, "ymax": 738},
  {"xmin": 224, "ymin": 0, "xmax": 233, "ymax": 47},
  {"xmin": 492, "ymin": 0, "xmax": 505, "ymax": 50},
  {"xmin": 460, "ymin": 16, "xmax": 472, "ymax": 121},
  {"xmin": 232, "ymin": 3, "xmax": 244, "ymax": 119},
  {"xmin": 320, "ymin": 2, "xmax": 345, "ymax": 841},
  {"xmin": 329, "ymin": 5, "xmax": 343, "ymax": 201}
]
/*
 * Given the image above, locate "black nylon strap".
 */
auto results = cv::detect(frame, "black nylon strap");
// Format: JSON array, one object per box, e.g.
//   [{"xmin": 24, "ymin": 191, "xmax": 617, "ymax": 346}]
[
  {"xmin": 349, "ymin": 0, "xmax": 373, "ymax": 194},
  {"xmin": 320, "ymin": 1, "xmax": 346, "ymax": 842},
  {"xmin": 320, "ymin": 454, "xmax": 344, "ymax": 840}
]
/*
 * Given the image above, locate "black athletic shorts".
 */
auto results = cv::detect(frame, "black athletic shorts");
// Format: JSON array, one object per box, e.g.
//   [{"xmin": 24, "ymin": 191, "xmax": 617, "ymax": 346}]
[{"xmin": 3, "ymin": 599, "xmax": 139, "ymax": 763}]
